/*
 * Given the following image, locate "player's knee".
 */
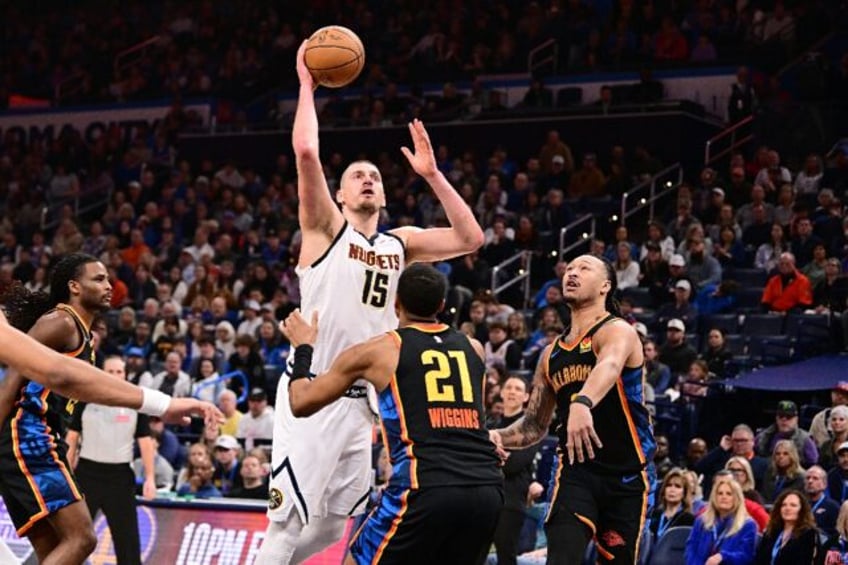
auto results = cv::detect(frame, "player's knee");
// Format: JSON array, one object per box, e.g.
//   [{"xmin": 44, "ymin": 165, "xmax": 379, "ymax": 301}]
[{"xmin": 77, "ymin": 527, "xmax": 97, "ymax": 557}]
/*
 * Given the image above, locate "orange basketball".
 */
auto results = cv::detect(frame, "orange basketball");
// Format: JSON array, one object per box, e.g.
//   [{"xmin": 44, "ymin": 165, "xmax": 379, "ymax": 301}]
[{"xmin": 304, "ymin": 26, "xmax": 365, "ymax": 88}]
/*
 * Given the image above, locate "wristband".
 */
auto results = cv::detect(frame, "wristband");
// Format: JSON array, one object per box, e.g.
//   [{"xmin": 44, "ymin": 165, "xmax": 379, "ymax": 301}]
[
  {"xmin": 289, "ymin": 345, "xmax": 314, "ymax": 386},
  {"xmin": 140, "ymin": 388, "xmax": 171, "ymax": 417},
  {"xmin": 571, "ymin": 394, "xmax": 594, "ymax": 410}
]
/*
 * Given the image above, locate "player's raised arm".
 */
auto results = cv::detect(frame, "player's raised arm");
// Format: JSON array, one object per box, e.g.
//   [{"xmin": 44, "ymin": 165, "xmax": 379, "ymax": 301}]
[
  {"xmin": 281, "ymin": 309, "xmax": 395, "ymax": 417},
  {"xmin": 493, "ymin": 344, "xmax": 558, "ymax": 450},
  {"xmin": 292, "ymin": 40, "xmax": 344, "ymax": 245},
  {"xmin": 392, "ymin": 120, "xmax": 484, "ymax": 263}
]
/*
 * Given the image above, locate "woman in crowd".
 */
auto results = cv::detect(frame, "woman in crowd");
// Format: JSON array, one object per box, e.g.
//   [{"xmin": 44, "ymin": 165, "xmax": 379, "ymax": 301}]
[
  {"xmin": 614, "ymin": 240, "xmax": 640, "ymax": 290},
  {"xmin": 725, "ymin": 458, "xmax": 770, "ymax": 531},
  {"xmin": 820, "ymin": 406, "xmax": 848, "ymax": 471},
  {"xmin": 685, "ymin": 476, "xmax": 758, "ymax": 564},
  {"xmin": 754, "ymin": 223, "xmax": 788, "ymax": 273},
  {"xmin": 684, "ymin": 469, "xmax": 707, "ymax": 515},
  {"xmin": 506, "ymin": 311, "xmax": 530, "ymax": 351},
  {"xmin": 760, "ymin": 439, "xmax": 806, "ymax": 503},
  {"xmin": 753, "ymin": 489, "xmax": 819, "ymax": 564},
  {"xmin": 700, "ymin": 327, "xmax": 734, "ymax": 379},
  {"xmin": 824, "ymin": 501, "xmax": 848, "ymax": 564},
  {"xmin": 647, "ymin": 468, "xmax": 695, "ymax": 540}
]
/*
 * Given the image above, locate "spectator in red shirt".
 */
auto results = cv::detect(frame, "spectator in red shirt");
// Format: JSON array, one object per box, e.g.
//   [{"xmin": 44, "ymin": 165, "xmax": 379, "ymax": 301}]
[{"xmin": 761, "ymin": 252, "xmax": 813, "ymax": 313}]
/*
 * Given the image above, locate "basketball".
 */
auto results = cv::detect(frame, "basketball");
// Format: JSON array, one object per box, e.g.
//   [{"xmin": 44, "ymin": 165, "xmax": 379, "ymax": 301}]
[{"xmin": 304, "ymin": 26, "xmax": 365, "ymax": 88}]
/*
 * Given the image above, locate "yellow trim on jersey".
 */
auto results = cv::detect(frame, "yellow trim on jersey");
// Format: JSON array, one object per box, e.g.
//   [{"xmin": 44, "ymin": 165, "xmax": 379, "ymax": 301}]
[
  {"xmin": 615, "ymin": 379, "xmax": 648, "ymax": 466},
  {"xmin": 406, "ymin": 323, "xmax": 449, "ymax": 334},
  {"xmin": 389, "ymin": 373, "xmax": 418, "ymax": 489}
]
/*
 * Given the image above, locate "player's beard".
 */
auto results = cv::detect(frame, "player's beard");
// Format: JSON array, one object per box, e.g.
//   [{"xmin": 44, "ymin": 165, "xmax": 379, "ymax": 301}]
[{"xmin": 352, "ymin": 200, "xmax": 380, "ymax": 215}]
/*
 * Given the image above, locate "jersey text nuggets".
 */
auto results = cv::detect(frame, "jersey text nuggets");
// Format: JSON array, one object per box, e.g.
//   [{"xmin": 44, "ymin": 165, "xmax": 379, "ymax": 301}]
[
  {"xmin": 428, "ymin": 407, "xmax": 480, "ymax": 429},
  {"xmin": 549, "ymin": 364, "xmax": 593, "ymax": 392},
  {"xmin": 349, "ymin": 243, "xmax": 402, "ymax": 270}
]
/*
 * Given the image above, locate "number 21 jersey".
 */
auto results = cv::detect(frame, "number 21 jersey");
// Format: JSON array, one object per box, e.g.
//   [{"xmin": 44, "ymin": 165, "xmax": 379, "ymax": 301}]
[{"xmin": 295, "ymin": 221, "xmax": 405, "ymax": 375}]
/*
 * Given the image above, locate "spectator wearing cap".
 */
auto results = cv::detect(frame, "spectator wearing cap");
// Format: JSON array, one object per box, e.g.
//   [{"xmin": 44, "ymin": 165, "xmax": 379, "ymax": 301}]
[
  {"xmin": 261, "ymin": 228, "xmax": 288, "ymax": 268},
  {"xmin": 189, "ymin": 336, "xmax": 227, "ymax": 376},
  {"xmin": 700, "ymin": 186, "xmax": 727, "ymax": 228},
  {"xmin": 483, "ymin": 321, "xmax": 521, "ymax": 371},
  {"xmin": 662, "ymin": 253, "xmax": 689, "ymax": 305},
  {"xmin": 237, "ymin": 299, "xmax": 263, "ymax": 337},
  {"xmin": 827, "ymin": 442, "xmax": 848, "ymax": 504},
  {"xmin": 140, "ymin": 351, "xmax": 192, "ymax": 398},
  {"xmin": 211, "ymin": 434, "xmax": 243, "ymax": 496},
  {"xmin": 659, "ymin": 318, "xmax": 697, "ymax": 377},
  {"xmin": 811, "ymin": 383, "xmax": 848, "ymax": 446},
  {"xmin": 803, "ymin": 465, "xmax": 840, "ymax": 538},
  {"xmin": 655, "ymin": 279, "xmax": 698, "ymax": 334},
  {"xmin": 226, "ymin": 335, "xmax": 265, "ymax": 407},
  {"xmin": 819, "ymin": 406, "xmax": 848, "ymax": 471},
  {"xmin": 755, "ymin": 401, "xmax": 819, "ymax": 468},
  {"xmin": 125, "ymin": 346, "xmax": 152, "ymax": 386},
  {"xmin": 761, "ymin": 252, "xmax": 813, "ymax": 313},
  {"xmin": 236, "ymin": 388, "xmax": 274, "ymax": 452},
  {"xmin": 152, "ymin": 315, "xmax": 184, "ymax": 363}
]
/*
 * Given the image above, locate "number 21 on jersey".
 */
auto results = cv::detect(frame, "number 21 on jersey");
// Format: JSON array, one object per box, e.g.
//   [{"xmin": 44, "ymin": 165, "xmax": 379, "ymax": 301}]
[{"xmin": 421, "ymin": 350, "xmax": 474, "ymax": 403}]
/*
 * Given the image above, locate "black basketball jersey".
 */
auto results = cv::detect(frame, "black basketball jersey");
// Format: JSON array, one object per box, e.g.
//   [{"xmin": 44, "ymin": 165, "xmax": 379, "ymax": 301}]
[
  {"xmin": 17, "ymin": 304, "xmax": 94, "ymax": 437},
  {"xmin": 378, "ymin": 323, "xmax": 502, "ymax": 490},
  {"xmin": 545, "ymin": 314, "xmax": 655, "ymax": 475}
]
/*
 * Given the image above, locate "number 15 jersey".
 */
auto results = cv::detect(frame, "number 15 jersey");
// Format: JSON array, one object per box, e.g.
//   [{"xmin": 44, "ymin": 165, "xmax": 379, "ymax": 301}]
[
  {"xmin": 296, "ymin": 221, "xmax": 406, "ymax": 375},
  {"xmin": 381, "ymin": 324, "xmax": 503, "ymax": 490}
]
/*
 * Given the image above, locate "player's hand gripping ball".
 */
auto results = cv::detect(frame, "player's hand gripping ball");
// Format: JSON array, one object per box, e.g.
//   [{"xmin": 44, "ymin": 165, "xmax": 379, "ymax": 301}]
[{"xmin": 304, "ymin": 26, "xmax": 365, "ymax": 88}]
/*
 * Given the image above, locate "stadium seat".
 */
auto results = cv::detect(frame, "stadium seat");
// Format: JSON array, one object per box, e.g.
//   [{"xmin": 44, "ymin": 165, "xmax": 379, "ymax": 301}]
[
  {"xmin": 740, "ymin": 313, "xmax": 784, "ymax": 336},
  {"xmin": 724, "ymin": 334, "xmax": 747, "ymax": 356},
  {"xmin": 747, "ymin": 335, "xmax": 794, "ymax": 366},
  {"xmin": 724, "ymin": 268, "xmax": 768, "ymax": 287},
  {"xmin": 623, "ymin": 287, "xmax": 654, "ymax": 310},
  {"xmin": 735, "ymin": 287, "xmax": 765, "ymax": 310},
  {"xmin": 701, "ymin": 313, "xmax": 739, "ymax": 335},
  {"xmin": 648, "ymin": 526, "xmax": 692, "ymax": 565},
  {"xmin": 556, "ymin": 86, "xmax": 583, "ymax": 107}
]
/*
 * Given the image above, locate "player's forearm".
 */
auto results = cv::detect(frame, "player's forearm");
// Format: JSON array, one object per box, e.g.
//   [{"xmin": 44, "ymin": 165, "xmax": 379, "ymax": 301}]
[
  {"xmin": 498, "ymin": 415, "xmax": 548, "ymax": 449},
  {"xmin": 292, "ymin": 84, "xmax": 320, "ymax": 158},
  {"xmin": 288, "ymin": 379, "xmax": 326, "ymax": 418},
  {"xmin": 577, "ymin": 358, "xmax": 622, "ymax": 407},
  {"xmin": 426, "ymin": 170, "xmax": 484, "ymax": 250},
  {"xmin": 139, "ymin": 437, "xmax": 156, "ymax": 482}
]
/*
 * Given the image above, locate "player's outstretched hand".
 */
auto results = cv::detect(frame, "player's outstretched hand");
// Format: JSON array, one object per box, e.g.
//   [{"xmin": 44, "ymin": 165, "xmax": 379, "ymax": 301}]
[
  {"xmin": 400, "ymin": 119, "xmax": 437, "ymax": 178},
  {"xmin": 565, "ymin": 403, "xmax": 602, "ymax": 465},
  {"xmin": 488, "ymin": 430, "xmax": 510, "ymax": 465},
  {"xmin": 162, "ymin": 397, "xmax": 224, "ymax": 428},
  {"xmin": 295, "ymin": 40, "xmax": 316, "ymax": 91},
  {"xmin": 280, "ymin": 309, "xmax": 319, "ymax": 348}
]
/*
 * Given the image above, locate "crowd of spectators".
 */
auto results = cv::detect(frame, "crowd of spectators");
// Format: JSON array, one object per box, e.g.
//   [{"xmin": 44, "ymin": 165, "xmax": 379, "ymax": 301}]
[{"xmin": 1, "ymin": 0, "xmax": 842, "ymax": 111}]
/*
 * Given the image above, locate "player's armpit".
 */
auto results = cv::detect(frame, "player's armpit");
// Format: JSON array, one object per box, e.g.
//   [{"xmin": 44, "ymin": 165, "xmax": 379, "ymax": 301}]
[{"xmin": 497, "ymin": 345, "xmax": 557, "ymax": 450}]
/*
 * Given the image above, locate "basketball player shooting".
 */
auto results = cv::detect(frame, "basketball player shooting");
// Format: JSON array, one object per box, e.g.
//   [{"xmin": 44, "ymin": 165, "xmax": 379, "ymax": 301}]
[{"xmin": 256, "ymin": 40, "xmax": 484, "ymax": 564}]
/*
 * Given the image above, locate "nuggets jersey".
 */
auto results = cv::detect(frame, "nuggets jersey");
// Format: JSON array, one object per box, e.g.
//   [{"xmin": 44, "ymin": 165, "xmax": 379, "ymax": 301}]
[
  {"xmin": 269, "ymin": 222, "xmax": 406, "ymax": 522},
  {"xmin": 545, "ymin": 315, "xmax": 655, "ymax": 475},
  {"xmin": 295, "ymin": 221, "xmax": 405, "ymax": 374},
  {"xmin": 380, "ymin": 324, "xmax": 502, "ymax": 490}
]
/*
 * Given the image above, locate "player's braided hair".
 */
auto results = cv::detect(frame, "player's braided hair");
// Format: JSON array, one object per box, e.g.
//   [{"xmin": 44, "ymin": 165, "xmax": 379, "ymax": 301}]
[{"xmin": 0, "ymin": 253, "xmax": 98, "ymax": 332}]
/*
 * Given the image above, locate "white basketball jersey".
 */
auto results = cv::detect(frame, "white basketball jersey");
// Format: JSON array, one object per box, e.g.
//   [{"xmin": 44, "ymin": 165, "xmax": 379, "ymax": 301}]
[{"xmin": 295, "ymin": 222, "xmax": 406, "ymax": 373}]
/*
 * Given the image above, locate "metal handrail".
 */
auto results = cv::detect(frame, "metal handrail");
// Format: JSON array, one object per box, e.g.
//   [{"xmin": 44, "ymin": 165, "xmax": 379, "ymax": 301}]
[
  {"xmin": 192, "ymin": 370, "xmax": 249, "ymax": 405},
  {"xmin": 54, "ymin": 72, "xmax": 88, "ymax": 104},
  {"xmin": 114, "ymin": 35, "xmax": 162, "ymax": 76},
  {"xmin": 40, "ymin": 186, "xmax": 114, "ymax": 231},
  {"xmin": 490, "ymin": 251, "xmax": 532, "ymax": 309},
  {"xmin": 704, "ymin": 114, "xmax": 754, "ymax": 165},
  {"xmin": 619, "ymin": 163, "xmax": 684, "ymax": 224},
  {"xmin": 558, "ymin": 214, "xmax": 595, "ymax": 262},
  {"xmin": 528, "ymin": 39, "xmax": 558, "ymax": 76}
]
